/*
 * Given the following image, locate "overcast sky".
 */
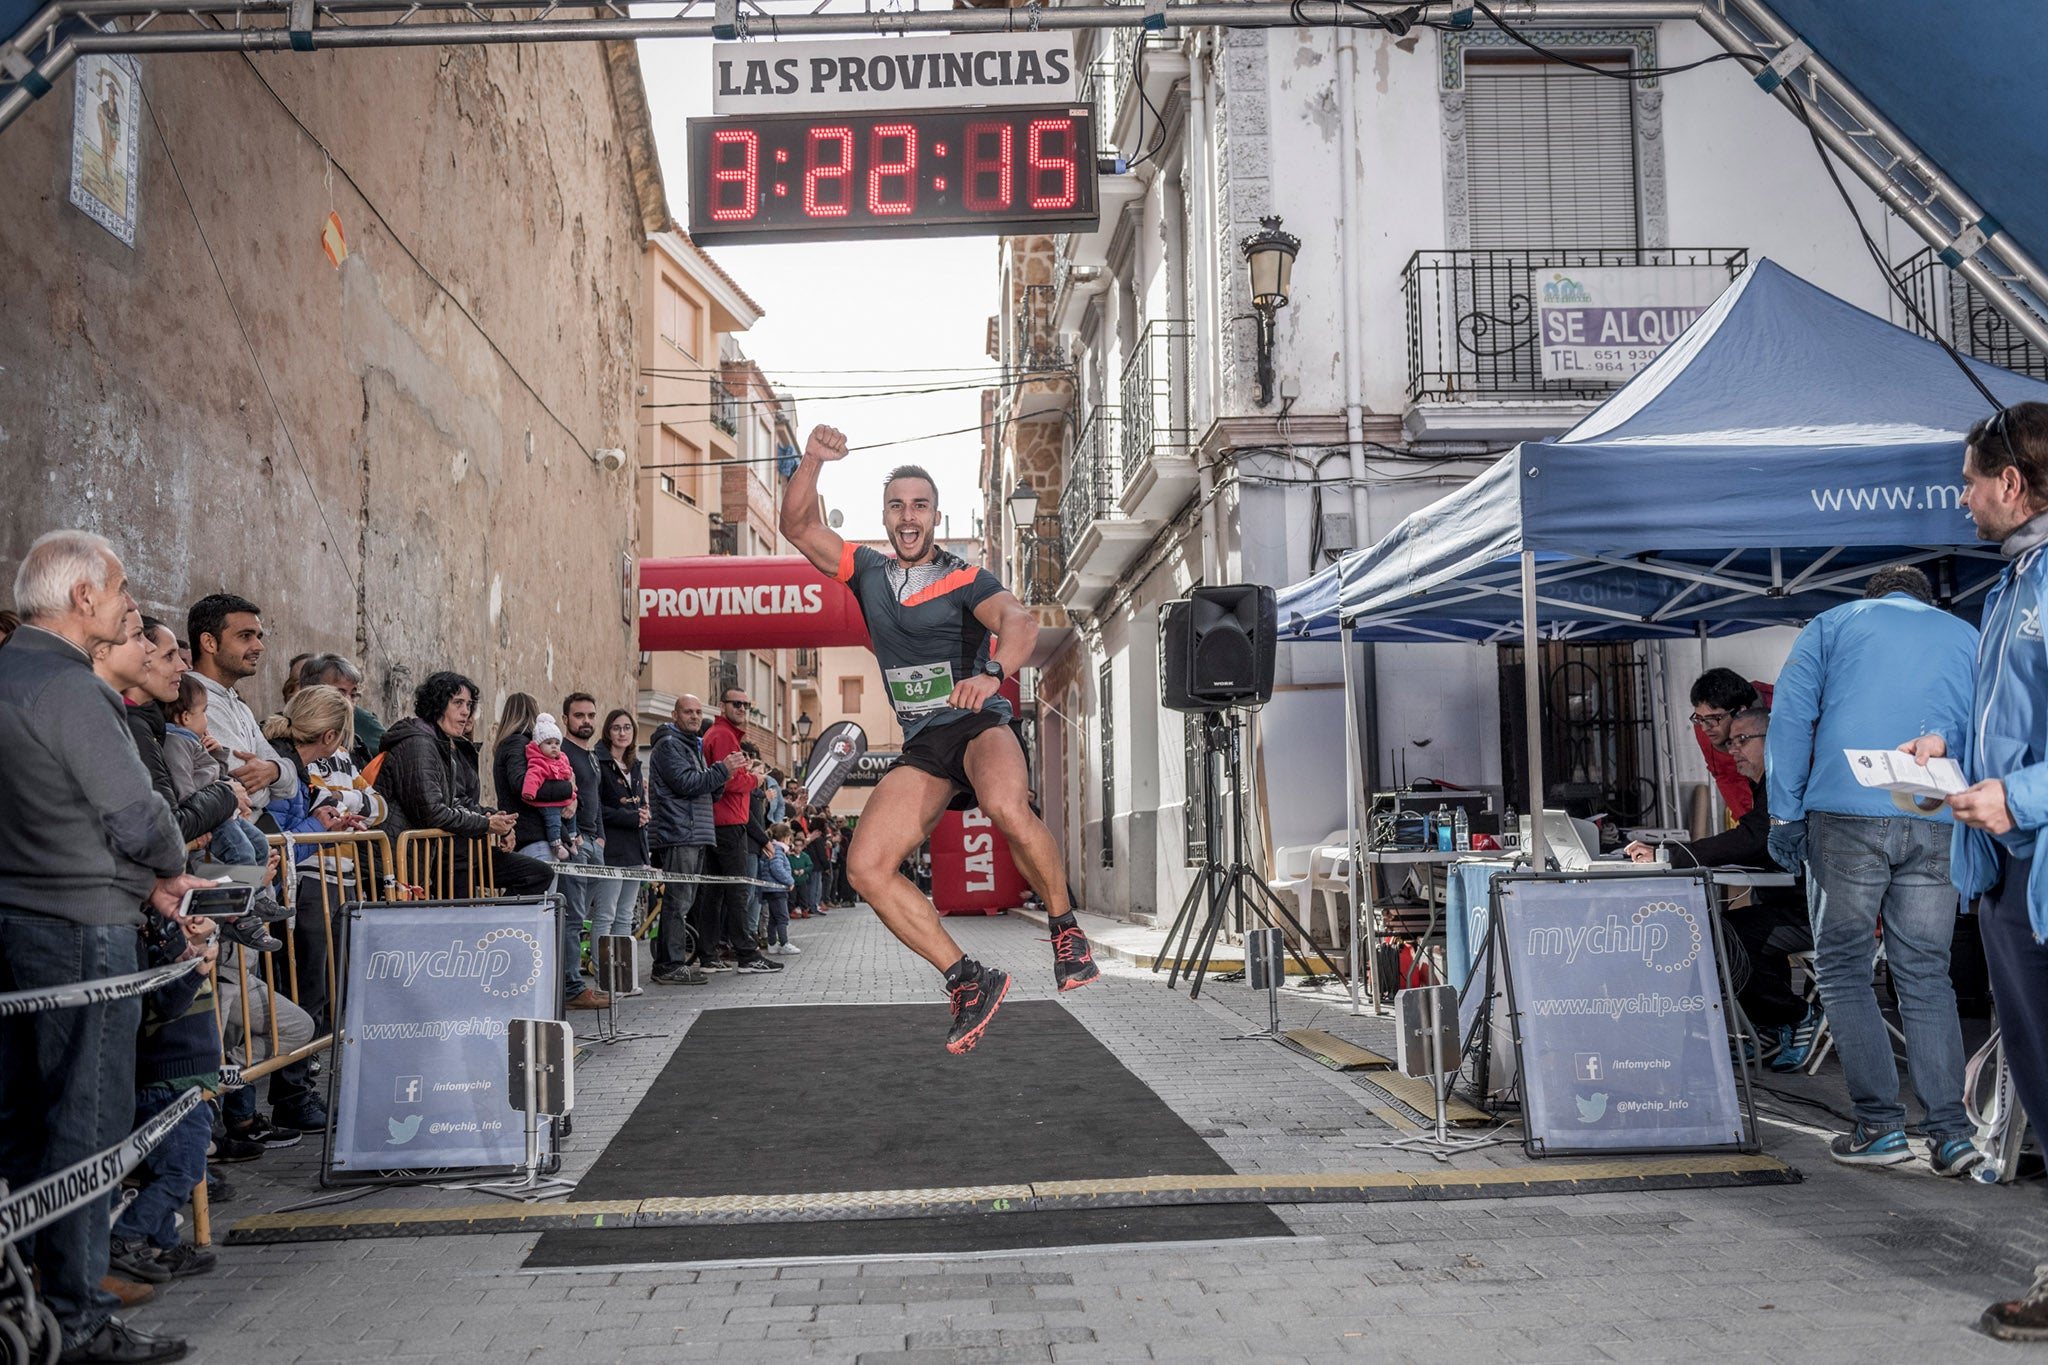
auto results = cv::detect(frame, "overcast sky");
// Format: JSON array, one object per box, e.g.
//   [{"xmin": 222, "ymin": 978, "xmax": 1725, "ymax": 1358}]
[{"xmin": 636, "ymin": 37, "xmax": 1000, "ymax": 541}]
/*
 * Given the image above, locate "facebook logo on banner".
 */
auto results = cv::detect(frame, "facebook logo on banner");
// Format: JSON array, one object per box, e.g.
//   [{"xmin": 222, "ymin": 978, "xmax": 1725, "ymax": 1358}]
[{"xmin": 394, "ymin": 1075, "xmax": 424, "ymax": 1104}]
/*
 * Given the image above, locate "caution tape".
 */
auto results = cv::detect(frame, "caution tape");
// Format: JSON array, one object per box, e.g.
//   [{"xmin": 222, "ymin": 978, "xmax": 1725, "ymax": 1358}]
[
  {"xmin": 538, "ymin": 861, "xmax": 779, "ymax": 890},
  {"xmin": 0, "ymin": 958, "xmax": 201, "ymax": 1018},
  {"xmin": 0, "ymin": 1085, "xmax": 206, "ymax": 1244}
]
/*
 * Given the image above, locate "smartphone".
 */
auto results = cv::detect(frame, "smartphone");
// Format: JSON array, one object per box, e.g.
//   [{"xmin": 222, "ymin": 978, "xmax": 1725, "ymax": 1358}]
[{"xmin": 177, "ymin": 881, "xmax": 257, "ymax": 921}]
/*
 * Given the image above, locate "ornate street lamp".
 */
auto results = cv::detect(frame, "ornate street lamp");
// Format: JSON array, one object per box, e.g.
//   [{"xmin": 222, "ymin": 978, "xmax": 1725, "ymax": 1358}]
[
  {"xmin": 795, "ymin": 711, "xmax": 813, "ymax": 743},
  {"xmin": 1007, "ymin": 480, "xmax": 1040, "ymax": 527},
  {"xmin": 1240, "ymin": 215, "xmax": 1300, "ymax": 408}
]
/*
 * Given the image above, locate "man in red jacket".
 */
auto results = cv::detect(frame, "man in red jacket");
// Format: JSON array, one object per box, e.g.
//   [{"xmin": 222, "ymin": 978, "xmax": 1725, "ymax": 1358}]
[
  {"xmin": 703, "ymin": 686, "xmax": 782, "ymax": 973},
  {"xmin": 1689, "ymin": 668, "xmax": 1774, "ymax": 819}
]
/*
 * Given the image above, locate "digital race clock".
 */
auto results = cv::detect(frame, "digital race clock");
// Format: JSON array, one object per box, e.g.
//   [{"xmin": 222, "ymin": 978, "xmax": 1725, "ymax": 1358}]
[{"xmin": 686, "ymin": 105, "xmax": 1100, "ymax": 245}]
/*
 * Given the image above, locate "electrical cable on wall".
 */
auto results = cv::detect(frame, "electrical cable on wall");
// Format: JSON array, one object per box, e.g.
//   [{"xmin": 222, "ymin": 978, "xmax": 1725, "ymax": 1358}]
[
  {"xmin": 639, "ymin": 406, "xmax": 1073, "ymax": 469},
  {"xmin": 141, "ymin": 86, "xmax": 381, "ymax": 659},
  {"xmin": 230, "ymin": 48, "xmax": 609, "ymax": 455}
]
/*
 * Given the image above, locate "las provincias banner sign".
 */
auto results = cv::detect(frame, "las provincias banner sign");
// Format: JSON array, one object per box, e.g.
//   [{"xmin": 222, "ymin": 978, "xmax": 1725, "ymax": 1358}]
[
  {"xmin": 710, "ymin": 34, "xmax": 1080, "ymax": 115},
  {"xmin": 639, "ymin": 555, "xmax": 871, "ymax": 653}
]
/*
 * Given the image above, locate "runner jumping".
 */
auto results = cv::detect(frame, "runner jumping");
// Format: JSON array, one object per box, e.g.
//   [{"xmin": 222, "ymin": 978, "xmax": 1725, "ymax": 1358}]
[{"xmin": 781, "ymin": 425, "xmax": 1100, "ymax": 1052}]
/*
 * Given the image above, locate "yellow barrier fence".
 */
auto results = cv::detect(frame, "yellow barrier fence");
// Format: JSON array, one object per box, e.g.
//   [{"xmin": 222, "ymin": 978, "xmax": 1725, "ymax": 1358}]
[
  {"xmin": 199, "ymin": 827, "xmax": 517, "ymax": 1243},
  {"xmin": 393, "ymin": 828, "xmax": 499, "ymax": 901}
]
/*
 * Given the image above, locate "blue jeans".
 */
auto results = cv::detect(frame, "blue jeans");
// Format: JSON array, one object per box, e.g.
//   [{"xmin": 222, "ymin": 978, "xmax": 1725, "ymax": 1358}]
[
  {"xmin": 744, "ymin": 881, "xmax": 765, "ymax": 938},
  {"xmin": 764, "ymin": 891, "xmax": 791, "ymax": 946},
  {"xmin": 520, "ymin": 840, "xmax": 593, "ymax": 997},
  {"xmin": 1806, "ymin": 812, "xmax": 1970, "ymax": 1139},
  {"xmin": 588, "ymin": 874, "xmax": 640, "ymax": 943},
  {"xmin": 0, "ymin": 910, "xmax": 142, "ymax": 1347},
  {"xmin": 209, "ymin": 815, "xmax": 269, "ymax": 865},
  {"xmin": 650, "ymin": 845, "xmax": 705, "ymax": 969},
  {"xmin": 113, "ymin": 1086, "xmax": 211, "ymax": 1250}
]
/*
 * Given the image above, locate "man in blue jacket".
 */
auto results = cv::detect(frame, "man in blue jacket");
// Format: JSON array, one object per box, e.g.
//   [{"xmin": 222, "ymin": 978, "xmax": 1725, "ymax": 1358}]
[
  {"xmin": 1903, "ymin": 402, "xmax": 2048, "ymax": 1342},
  {"xmin": 1766, "ymin": 564, "xmax": 1978, "ymax": 1173},
  {"xmin": 647, "ymin": 694, "xmax": 740, "ymax": 985}
]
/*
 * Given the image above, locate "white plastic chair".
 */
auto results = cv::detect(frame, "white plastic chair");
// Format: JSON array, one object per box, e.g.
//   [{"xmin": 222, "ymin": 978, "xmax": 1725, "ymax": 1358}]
[
  {"xmin": 1267, "ymin": 830, "xmax": 1351, "ymax": 948},
  {"xmin": 1305, "ymin": 841, "xmax": 1357, "ymax": 948}
]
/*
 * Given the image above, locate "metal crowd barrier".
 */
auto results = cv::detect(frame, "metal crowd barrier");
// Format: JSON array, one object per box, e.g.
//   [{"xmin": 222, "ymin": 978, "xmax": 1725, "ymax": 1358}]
[
  {"xmin": 216, "ymin": 829, "xmax": 514, "ymax": 1085},
  {"xmin": 210, "ymin": 831, "xmax": 394, "ymax": 1090}
]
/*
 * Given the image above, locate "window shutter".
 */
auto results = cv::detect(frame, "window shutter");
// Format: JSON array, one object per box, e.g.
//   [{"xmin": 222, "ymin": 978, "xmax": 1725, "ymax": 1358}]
[{"xmin": 1464, "ymin": 57, "xmax": 1639, "ymax": 249}]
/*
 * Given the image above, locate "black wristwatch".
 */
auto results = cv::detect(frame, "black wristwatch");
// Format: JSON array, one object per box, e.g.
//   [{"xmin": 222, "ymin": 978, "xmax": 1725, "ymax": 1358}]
[{"xmin": 980, "ymin": 660, "xmax": 1005, "ymax": 682}]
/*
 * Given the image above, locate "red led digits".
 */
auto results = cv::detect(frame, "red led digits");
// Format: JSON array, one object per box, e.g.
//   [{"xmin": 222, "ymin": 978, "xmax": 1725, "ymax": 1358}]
[
  {"xmin": 962, "ymin": 120, "xmax": 1013, "ymax": 211},
  {"xmin": 1027, "ymin": 119, "xmax": 1077, "ymax": 211},
  {"xmin": 867, "ymin": 123, "xmax": 917, "ymax": 216},
  {"xmin": 804, "ymin": 126, "xmax": 854, "ymax": 217},
  {"xmin": 708, "ymin": 129, "xmax": 759, "ymax": 221},
  {"xmin": 691, "ymin": 108, "xmax": 1092, "ymax": 239}
]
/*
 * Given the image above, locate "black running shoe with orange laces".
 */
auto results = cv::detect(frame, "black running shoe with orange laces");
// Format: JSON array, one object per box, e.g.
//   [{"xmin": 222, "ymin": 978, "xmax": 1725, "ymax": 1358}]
[
  {"xmin": 944, "ymin": 963, "xmax": 1012, "ymax": 1054},
  {"xmin": 1051, "ymin": 922, "xmax": 1101, "ymax": 993},
  {"xmin": 1983, "ymin": 1264, "xmax": 2048, "ymax": 1341}
]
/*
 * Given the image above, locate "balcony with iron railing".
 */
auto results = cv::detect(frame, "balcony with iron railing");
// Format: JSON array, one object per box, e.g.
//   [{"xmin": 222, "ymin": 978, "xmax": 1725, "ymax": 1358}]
[
  {"xmin": 1076, "ymin": 57, "xmax": 1118, "ymax": 135},
  {"xmin": 710, "ymin": 375, "xmax": 739, "ymax": 435},
  {"xmin": 1056, "ymin": 404, "xmax": 1154, "ymax": 611},
  {"xmin": 790, "ymin": 647, "xmax": 818, "ymax": 682},
  {"xmin": 1059, "ymin": 406, "xmax": 1121, "ymax": 565},
  {"xmin": 1401, "ymin": 246, "xmax": 1750, "ymax": 404},
  {"xmin": 1052, "ymin": 231, "xmax": 1081, "ymax": 302},
  {"xmin": 1014, "ymin": 282, "xmax": 1070, "ymax": 378},
  {"xmin": 1015, "ymin": 514, "xmax": 1066, "ymax": 609},
  {"xmin": 1895, "ymin": 247, "xmax": 2048, "ymax": 381},
  {"xmin": 1117, "ymin": 319, "xmax": 1198, "ymax": 520}
]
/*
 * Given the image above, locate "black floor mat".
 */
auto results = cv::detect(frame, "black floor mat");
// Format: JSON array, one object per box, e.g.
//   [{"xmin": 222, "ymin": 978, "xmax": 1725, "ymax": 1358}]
[
  {"xmin": 526, "ymin": 1205, "xmax": 1288, "ymax": 1266},
  {"xmin": 525, "ymin": 1000, "xmax": 1289, "ymax": 1264}
]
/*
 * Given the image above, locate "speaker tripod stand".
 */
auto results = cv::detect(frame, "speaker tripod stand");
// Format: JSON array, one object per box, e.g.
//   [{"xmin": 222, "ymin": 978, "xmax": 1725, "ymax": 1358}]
[{"xmin": 1155, "ymin": 710, "xmax": 1347, "ymax": 999}]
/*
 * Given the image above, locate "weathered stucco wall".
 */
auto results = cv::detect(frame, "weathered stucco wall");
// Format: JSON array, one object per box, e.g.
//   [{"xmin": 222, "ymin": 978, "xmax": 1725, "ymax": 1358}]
[{"xmin": 0, "ymin": 40, "xmax": 650, "ymax": 727}]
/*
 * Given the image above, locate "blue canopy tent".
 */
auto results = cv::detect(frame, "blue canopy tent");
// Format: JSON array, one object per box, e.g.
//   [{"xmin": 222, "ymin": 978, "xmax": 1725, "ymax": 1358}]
[{"xmin": 1276, "ymin": 257, "xmax": 2048, "ymax": 1010}]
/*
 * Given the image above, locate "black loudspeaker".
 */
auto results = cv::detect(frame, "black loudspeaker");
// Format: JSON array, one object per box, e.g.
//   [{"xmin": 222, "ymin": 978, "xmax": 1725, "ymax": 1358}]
[
  {"xmin": 1160, "ymin": 585, "xmax": 1278, "ymax": 712},
  {"xmin": 1160, "ymin": 600, "xmax": 1221, "ymax": 713}
]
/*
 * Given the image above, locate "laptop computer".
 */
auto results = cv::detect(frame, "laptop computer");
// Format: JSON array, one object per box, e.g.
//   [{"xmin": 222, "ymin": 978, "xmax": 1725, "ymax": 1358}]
[{"xmin": 1517, "ymin": 809, "xmax": 1602, "ymax": 871}]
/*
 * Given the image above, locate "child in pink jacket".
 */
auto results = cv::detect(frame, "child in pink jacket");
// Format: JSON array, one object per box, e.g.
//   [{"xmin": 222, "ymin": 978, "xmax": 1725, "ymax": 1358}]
[{"xmin": 524, "ymin": 713, "xmax": 579, "ymax": 860}]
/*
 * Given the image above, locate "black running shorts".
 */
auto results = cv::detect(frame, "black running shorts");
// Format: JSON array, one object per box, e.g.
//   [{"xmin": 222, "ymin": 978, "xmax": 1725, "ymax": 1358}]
[{"xmin": 894, "ymin": 709, "xmax": 1012, "ymax": 811}]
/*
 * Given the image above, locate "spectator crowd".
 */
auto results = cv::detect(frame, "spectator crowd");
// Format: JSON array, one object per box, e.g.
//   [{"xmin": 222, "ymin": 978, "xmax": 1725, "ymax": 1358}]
[{"xmin": 0, "ymin": 529, "xmax": 857, "ymax": 1364}]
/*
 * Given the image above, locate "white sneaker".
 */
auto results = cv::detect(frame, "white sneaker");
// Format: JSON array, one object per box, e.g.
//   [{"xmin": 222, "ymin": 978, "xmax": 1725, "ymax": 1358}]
[
  {"xmin": 780, "ymin": 943, "xmax": 802, "ymax": 955},
  {"xmin": 761, "ymin": 943, "xmax": 781, "ymax": 954}
]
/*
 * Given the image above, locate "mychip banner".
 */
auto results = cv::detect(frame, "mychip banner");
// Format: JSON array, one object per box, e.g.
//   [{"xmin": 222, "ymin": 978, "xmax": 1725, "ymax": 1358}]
[
  {"xmin": 1494, "ymin": 871, "xmax": 1750, "ymax": 1156},
  {"xmin": 330, "ymin": 898, "xmax": 558, "ymax": 1176}
]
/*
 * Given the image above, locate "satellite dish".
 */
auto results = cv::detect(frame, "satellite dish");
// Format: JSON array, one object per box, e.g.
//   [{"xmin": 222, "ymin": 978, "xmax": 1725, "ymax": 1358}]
[{"xmin": 827, "ymin": 510, "xmax": 844, "ymax": 529}]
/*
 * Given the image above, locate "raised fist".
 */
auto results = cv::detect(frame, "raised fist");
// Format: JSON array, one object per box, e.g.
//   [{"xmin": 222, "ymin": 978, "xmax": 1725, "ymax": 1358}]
[{"xmin": 806, "ymin": 426, "xmax": 850, "ymax": 463}]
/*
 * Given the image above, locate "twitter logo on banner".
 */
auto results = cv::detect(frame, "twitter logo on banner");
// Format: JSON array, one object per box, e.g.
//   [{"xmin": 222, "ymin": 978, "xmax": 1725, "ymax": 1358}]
[
  {"xmin": 387, "ymin": 1114, "xmax": 423, "ymax": 1146},
  {"xmin": 1575, "ymin": 1093, "xmax": 1608, "ymax": 1124}
]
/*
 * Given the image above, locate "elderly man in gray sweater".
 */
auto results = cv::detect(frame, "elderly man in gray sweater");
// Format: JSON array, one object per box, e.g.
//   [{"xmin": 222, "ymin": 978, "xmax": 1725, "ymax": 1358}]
[{"xmin": 0, "ymin": 530, "xmax": 209, "ymax": 1365}]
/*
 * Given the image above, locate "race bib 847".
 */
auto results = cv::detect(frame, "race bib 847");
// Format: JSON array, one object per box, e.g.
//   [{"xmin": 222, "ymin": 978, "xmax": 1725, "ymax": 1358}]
[{"xmin": 884, "ymin": 662, "xmax": 954, "ymax": 715}]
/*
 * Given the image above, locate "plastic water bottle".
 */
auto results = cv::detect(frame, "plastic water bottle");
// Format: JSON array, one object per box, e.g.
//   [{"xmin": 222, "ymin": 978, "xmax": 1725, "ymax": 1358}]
[
  {"xmin": 1435, "ymin": 804, "xmax": 1454, "ymax": 852},
  {"xmin": 1453, "ymin": 806, "xmax": 1470, "ymax": 852}
]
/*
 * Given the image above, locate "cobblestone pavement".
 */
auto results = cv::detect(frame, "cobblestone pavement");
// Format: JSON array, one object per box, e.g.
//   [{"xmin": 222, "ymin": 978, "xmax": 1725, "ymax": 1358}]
[{"xmin": 146, "ymin": 907, "xmax": 2048, "ymax": 1362}]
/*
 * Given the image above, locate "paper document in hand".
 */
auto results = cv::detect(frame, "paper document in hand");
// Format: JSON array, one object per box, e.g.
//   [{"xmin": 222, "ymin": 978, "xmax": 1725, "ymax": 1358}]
[{"xmin": 1844, "ymin": 749, "xmax": 1967, "ymax": 797}]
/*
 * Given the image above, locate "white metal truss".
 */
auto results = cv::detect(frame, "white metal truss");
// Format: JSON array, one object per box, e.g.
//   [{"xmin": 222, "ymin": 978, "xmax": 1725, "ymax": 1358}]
[
  {"xmin": 1338, "ymin": 543, "xmax": 2009, "ymax": 645},
  {"xmin": 2, "ymin": 0, "xmax": 2044, "ymax": 346}
]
